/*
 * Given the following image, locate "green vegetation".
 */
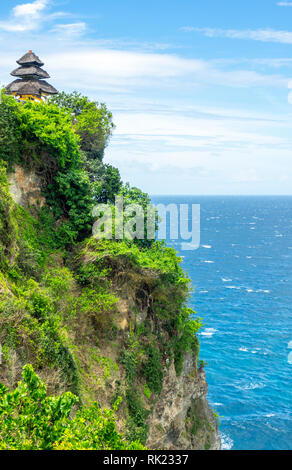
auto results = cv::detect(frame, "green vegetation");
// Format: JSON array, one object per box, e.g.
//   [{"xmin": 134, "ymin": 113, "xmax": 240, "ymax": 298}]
[
  {"xmin": 126, "ymin": 387, "xmax": 149, "ymax": 444},
  {"xmin": 143, "ymin": 384, "xmax": 152, "ymax": 399},
  {"xmin": 50, "ymin": 91, "xmax": 115, "ymax": 162},
  {"xmin": 0, "ymin": 89, "xmax": 203, "ymax": 449},
  {"xmin": 142, "ymin": 343, "xmax": 164, "ymax": 395},
  {"xmin": 190, "ymin": 416, "xmax": 202, "ymax": 436},
  {"xmin": 0, "ymin": 364, "xmax": 144, "ymax": 450}
]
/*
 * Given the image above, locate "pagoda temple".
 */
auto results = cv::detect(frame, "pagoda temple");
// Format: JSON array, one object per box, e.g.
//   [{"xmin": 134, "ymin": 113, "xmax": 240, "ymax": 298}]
[{"xmin": 6, "ymin": 50, "xmax": 58, "ymax": 102}]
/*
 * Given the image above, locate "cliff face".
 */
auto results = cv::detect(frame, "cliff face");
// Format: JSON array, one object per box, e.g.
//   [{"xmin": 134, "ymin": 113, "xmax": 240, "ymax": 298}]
[
  {"xmin": 0, "ymin": 163, "xmax": 220, "ymax": 450},
  {"xmin": 8, "ymin": 165, "xmax": 45, "ymax": 209},
  {"xmin": 148, "ymin": 355, "xmax": 220, "ymax": 450}
]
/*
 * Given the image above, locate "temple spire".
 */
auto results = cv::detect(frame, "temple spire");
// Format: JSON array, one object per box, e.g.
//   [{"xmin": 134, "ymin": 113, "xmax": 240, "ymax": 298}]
[{"xmin": 6, "ymin": 50, "xmax": 58, "ymax": 102}]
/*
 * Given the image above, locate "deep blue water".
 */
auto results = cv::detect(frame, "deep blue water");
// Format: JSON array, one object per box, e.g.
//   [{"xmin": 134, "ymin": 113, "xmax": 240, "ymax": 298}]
[{"xmin": 151, "ymin": 196, "xmax": 292, "ymax": 450}]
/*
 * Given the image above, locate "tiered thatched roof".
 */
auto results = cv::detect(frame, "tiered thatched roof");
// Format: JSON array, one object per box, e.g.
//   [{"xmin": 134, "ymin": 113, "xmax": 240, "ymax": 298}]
[
  {"xmin": 11, "ymin": 66, "xmax": 50, "ymax": 79},
  {"xmin": 7, "ymin": 79, "xmax": 58, "ymax": 96},
  {"xmin": 6, "ymin": 50, "xmax": 58, "ymax": 98},
  {"xmin": 17, "ymin": 51, "xmax": 44, "ymax": 66}
]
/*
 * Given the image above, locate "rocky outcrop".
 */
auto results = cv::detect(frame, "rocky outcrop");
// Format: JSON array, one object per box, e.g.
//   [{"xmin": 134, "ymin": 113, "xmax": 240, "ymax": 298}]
[
  {"xmin": 147, "ymin": 353, "xmax": 221, "ymax": 450},
  {"xmin": 8, "ymin": 165, "xmax": 45, "ymax": 208}
]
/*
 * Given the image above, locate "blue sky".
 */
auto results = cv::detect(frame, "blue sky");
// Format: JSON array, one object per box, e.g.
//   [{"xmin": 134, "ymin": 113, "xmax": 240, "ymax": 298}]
[{"xmin": 1, "ymin": 0, "xmax": 292, "ymax": 194}]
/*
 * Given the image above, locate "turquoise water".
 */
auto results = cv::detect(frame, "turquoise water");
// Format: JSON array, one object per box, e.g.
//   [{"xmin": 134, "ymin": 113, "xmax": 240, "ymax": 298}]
[{"xmin": 151, "ymin": 196, "xmax": 292, "ymax": 450}]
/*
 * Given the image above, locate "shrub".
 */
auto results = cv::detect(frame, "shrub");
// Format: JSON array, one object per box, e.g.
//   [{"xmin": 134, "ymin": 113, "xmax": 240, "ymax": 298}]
[
  {"xmin": 142, "ymin": 343, "xmax": 164, "ymax": 395},
  {"xmin": 0, "ymin": 365, "xmax": 145, "ymax": 450},
  {"xmin": 126, "ymin": 387, "xmax": 149, "ymax": 445},
  {"xmin": 119, "ymin": 348, "xmax": 138, "ymax": 385},
  {"xmin": 143, "ymin": 384, "xmax": 151, "ymax": 399}
]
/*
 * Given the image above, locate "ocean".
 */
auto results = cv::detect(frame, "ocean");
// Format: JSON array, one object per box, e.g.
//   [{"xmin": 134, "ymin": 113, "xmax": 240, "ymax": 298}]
[{"xmin": 151, "ymin": 196, "xmax": 292, "ymax": 451}]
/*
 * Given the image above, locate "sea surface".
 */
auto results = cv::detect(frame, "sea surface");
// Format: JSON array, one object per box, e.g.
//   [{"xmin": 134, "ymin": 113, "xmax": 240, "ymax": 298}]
[{"xmin": 151, "ymin": 196, "xmax": 292, "ymax": 450}]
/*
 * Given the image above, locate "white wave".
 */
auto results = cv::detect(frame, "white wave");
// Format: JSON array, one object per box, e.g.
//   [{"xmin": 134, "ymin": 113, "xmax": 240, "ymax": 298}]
[
  {"xmin": 257, "ymin": 289, "xmax": 270, "ymax": 294},
  {"xmin": 199, "ymin": 290, "xmax": 209, "ymax": 293},
  {"xmin": 246, "ymin": 256, "xmax": 252, "ymax": 259},
  {"xmin": 203, "ymin": 260, "xmax": 214, "ymax": 264},
  {"xmin": 242, "ymin": 382, "xmax": 265, "ymax": 390},
  {"xmin": 221, "ymin": 433, "xmax": 234, "ymax": 450},
  {"xmin": 225, "ymin": 286, "xmax": 240, "ymax": 290},
  {"xmin": 200, "ymin": 328, "xmax": 217, "ymax": 337},
  {"xmin": 222, "ymin": 278, "xmax": 232, "ymax": 282},
  {"xmin": 239, "ymin": 347, "xmax": 248, "ymax": 352},
  {"xmin": 246, "ymin": 289, "xmax": 254, "ymax": 293},
  {"xmin": 265, "ymin": 413, "xmax": 275, "ymax": 418},
  {"xmin": 202, "ymin": 245, "xmax": 212, "ymax": 249},
  {"xmin": 181, "ymin": 242, "xmax": 199, "ymax": 250}
]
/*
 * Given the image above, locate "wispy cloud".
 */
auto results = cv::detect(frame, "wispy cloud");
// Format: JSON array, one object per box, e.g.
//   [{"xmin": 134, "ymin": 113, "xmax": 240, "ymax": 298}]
[
  {"xmin": 51, "ymin": 22, "xmax": 87, "ymax": 37},
  {"xmin": 0, "ymin": 42, "xmax": 286, "ymax": 96},
  {"xmin": 104, "ymin": 105, "xmax": 292, "ymax": 193},
  {"xmin": 40, "ymin": 48, "xmax": 286, "ymax": 94},
  {"xmin": 181, "ymin": 26, "xmax": 292, "ymax": 44},
  {"xmin": 277, "ymin": 2, "xmax": 292, "ymax": 6}
]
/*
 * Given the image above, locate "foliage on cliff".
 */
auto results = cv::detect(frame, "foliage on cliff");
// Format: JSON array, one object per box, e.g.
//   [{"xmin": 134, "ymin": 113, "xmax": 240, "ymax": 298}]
[
  {"xmin": 0, "ymin": 364, "xmax": 144, "ymax": 450},
  {"xmin": 0, "ymin": 90, "xmax": 202, "ymax": 449}
]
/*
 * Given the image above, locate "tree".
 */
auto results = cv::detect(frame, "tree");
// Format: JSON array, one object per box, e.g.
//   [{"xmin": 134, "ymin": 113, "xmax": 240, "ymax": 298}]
[
  {"xmin": 50, "ymin": 91, "xmax": 115, "ymax": 161},
  {"xmin": 0, "ymin": 91, "xmax": 21, "ymax": 167},
  {"xmin": 119, "ymin": 183, "xmax": 159, "ymax": 248}
]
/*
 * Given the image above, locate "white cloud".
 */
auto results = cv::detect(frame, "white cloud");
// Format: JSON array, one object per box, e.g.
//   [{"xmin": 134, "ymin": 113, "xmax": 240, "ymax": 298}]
[
  {"xmin": 100, "ymin": 100, "xmax": 292, "ymax": 193},
  {"xmin": 13, "ymin": 0, "xmax": 48, "ymax": 17},
  {"xmin": 0, "ymin": 0, "xmax": 50, "ymax": 32},
  {"xmin": 277, "ymin": 2, "xmax": 292, "ymax": 6},
  {"xmin": 104, "ymin": 107, "xmax": 292, "ymax": 176},
  {"xmin": 0, "ymin": 0, "xmax": 72, "ymax": 33},
  {"xmin": 112, "ymin": 110, "xmax": 289, "ymax": 147},
  {"xmin": 40, "ymin": 48, "xmax": 286, "ymax": 94},
  {"xmin": 51, "ymin": 22, "xmax": 87, "ymax": 37},
  {"xmin": 181, "ymin": 26, "xmax": 292, "ymax": 44}
]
